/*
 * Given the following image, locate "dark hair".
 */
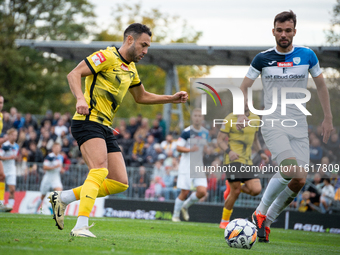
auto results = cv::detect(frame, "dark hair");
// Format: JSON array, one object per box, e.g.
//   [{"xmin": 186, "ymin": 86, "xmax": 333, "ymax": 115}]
[
  {"xmin": 274, "ymin": 10, "xmax": 297, "ymax": 28},
  {"xmin": 123, "ymin": 23, "xmax": 152, "ymax": 41},
  {"xmin": 324, "ymin": 178, "xmax": 331, "ymax": 184}
]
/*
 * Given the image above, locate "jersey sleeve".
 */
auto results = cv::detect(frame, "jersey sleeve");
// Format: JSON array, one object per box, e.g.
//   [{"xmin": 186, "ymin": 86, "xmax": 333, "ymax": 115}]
[
  {"xmin": 129, "ymin": 63, "xmax": 142, "ymax": 88},
  {"xmin": 85, "ymin": 48, "xmax": 114, "ymax": 74},
  {"xmin": 308, "ymin": 50, "xmax": 322, "ymax": 77},
  {"xmin": 246, "ymin": 54, "xmax": 262, "ymax": 80},
  {"xmin": 177, "ymin": 129, "xmax": 190, "ymax": 147}
]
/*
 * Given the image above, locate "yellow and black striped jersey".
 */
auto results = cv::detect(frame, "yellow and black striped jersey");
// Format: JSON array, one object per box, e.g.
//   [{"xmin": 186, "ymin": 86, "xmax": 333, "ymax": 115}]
[
  {"xmin": 72, "ymin": 47, "xmax": 141, "ymax": 127},
  {"xmin": 0, "ymin": 112, "xmax": 3, "ymax": 135},
  {"xmin": 220, "ymin": 112, "xmax": 260, "ymax": 165}
]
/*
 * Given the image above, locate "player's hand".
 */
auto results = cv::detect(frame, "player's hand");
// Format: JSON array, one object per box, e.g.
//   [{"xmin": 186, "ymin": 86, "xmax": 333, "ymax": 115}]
[
  {"xmin": 260, "ymin": 153, "xmax": 269, "ymax": 164},
  {"xmin": 321, "ymin": 117, "xmax": 333, "ymax": 143},
  {"xmin": 228, "ymin": 151, "xmax": 239, "ymax": 161},
  {"xmin": 171, "ymin": 91, "xmax": 188, "ymax": 104},
  {"xmin": 76, "ymin": 98, "xmax": 89, "ymax": 115},
  {"xmin": 190, "ymin": 145, "xmax": 199, "ymax": 152},
  {"xmin": 236, "ymin": 115, "xmax": 249, "ymax": 130}
]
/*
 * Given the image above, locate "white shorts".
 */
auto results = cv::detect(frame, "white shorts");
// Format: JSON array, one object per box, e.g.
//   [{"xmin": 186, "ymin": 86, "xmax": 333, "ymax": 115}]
[
  {"xmin": 5, "ymin": 174, "xmax": 16, "ymax": 186},
  {"xmin": 40, "ymin": 174, "xmax": 63, "ymax": 195},
  {"xmin": 176, "ymin": 172, "xmax": 207, "ymax": 190},
  {"xmin": 261, "ymin": 125, "xmax": 309, "ymax": 166}
]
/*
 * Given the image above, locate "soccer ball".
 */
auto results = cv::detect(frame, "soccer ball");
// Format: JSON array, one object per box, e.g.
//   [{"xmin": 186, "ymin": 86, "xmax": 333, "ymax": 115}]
[{"xmin": 224, "ymin": 218, "xmax": 257, "ymax": 249}]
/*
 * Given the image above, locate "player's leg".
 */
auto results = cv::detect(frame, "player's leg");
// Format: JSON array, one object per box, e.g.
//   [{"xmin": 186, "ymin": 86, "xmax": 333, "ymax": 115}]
[
  {"xmin": 242, "ymin": 178, "xmax": 261, "ymax": 196},
  {"xmin": 6, "ymin": 172, "xmax": 16, "ymax": 211},
  {"xmin": 181, "ymin": 178, "xmax": 207, "ymax": 221},
  {"xmin": 263, "ymin": 137, "xmax": 309, "ymax": 242},
  {"xmin": 172, "ymin": 189, "xmax": 190, "ymax": 222},
  {"xmin": 220, "ymin": 181, "xmax": 241, "ymax": 229}
]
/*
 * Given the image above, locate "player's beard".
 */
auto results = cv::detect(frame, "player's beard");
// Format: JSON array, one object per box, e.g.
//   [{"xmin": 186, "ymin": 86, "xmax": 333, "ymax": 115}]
[
  {"xmin": 127, "ymin": 43, "xmax": 142, "ymax": 63},
  {"xmin": 277, "ymin": 38, "xmax": 292, "ymax": 49}
]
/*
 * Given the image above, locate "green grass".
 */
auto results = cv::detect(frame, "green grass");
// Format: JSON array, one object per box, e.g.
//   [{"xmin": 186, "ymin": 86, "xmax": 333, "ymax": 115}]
[{"xmin": 0, "ymin": 214, "xmax": 339, "ymax": 255}]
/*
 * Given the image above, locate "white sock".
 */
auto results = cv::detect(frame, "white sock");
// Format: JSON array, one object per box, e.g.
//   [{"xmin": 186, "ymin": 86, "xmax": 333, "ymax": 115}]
[
  {"xmin": 183, "ymin": 192, "xmax": 199, "ymax": 209},
  {"xmin": 74, "ymin": 216, "xmax": 89, "ymax": 229},
  {"xmin": 173, "ymin": 197, "xmax": 184, "ymax": 218},
  {"xmin": 265, "ymin": 186, "xmax": 297, "ymax": 227},
  {"xmin": 0, "ymin": 200, "xmax": 4, "ymax": 205},
  {"xmin": 8, "ymin": 198, "xmax": 15, "ymax": 207},
  {"xmin": 60, "ymin": 190, "xmax": 76, "ymax": 204},
  {"xmin": 257, "ymin": 172, "xmax": 290, "ymax": 214}
]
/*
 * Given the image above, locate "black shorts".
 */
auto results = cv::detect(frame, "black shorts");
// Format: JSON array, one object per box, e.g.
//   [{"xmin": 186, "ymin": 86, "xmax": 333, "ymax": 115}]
[
  {"xmin": 224, "ymin": 162, "xmax": 260, "ymax": 183},
  {"xmin": 71, "ymin": 120, "xmax": 121, "ymax": 153}
]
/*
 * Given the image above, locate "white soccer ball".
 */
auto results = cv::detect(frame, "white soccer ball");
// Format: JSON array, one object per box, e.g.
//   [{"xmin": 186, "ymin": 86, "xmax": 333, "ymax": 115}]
[{"xmin": 224, "ymin": 218, "xmax": 257, "ymax": 249}]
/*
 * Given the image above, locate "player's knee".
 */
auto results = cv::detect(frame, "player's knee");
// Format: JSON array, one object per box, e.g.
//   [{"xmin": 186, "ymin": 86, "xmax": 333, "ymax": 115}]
[
  {"xmin": 250, "ymin": 186, "xmax": 262, "ymax": 196},
  {"xmin": 196, "ymin": 190, "xmax": 207, "ymax": 199},
  {"xmin": 0, "ymin": 173, "xmax": 5, "ymax": 182},
  {"xmin": 230, "ymin": 186, "xmax": 241, "ymax": 196}
]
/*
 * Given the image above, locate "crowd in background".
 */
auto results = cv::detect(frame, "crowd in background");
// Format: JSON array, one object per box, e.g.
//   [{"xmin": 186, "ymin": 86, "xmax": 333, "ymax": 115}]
[{"xmin": 1, "ymin": 107, "xmax": 340, "ymax": 212}]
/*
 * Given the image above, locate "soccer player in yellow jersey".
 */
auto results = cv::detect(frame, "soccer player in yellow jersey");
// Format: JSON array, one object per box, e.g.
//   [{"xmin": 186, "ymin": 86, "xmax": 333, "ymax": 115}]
[
  {"xmin": 217, "ymin": 103, "xmax": 268, "ymax": 229},
  {"xmin": 48, "ymin": 23, "xmax": 188, "ymax": 237},
  {"xmin": 0, "ymin": 95, "xmax": 11, "ymax": 212}
]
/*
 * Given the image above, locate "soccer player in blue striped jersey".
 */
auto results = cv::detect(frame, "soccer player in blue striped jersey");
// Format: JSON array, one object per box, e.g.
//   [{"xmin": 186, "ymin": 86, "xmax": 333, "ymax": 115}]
[{"xmin": 237, "ymin": 10, "xmax": 333, "ymax": 243}]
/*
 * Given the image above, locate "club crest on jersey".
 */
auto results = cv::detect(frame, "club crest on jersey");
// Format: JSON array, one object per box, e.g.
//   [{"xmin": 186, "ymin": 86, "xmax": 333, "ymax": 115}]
[
  {"xmin": 91, "ymin": 52, "xmax": 106, "ymax": 66},
  {"xmin": 293, "ymin": 57, "xmax": 301, "ymax": 65},
  {"xmin": 120, "ymin": 63, "xmax": 129, "ymax": 71},
  {"xmin": 277, "ymin": 62, "xmax": 293, "ymax": 67}
]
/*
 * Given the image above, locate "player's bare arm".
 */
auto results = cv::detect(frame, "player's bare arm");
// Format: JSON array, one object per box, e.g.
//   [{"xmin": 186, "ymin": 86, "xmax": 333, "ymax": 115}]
[
  {"xmin": 237, "ymin": 77, "xmax": 255, "ymax": 130},
  {"xmin": 129, "ymin": 84, "xmax": 188, "ymax": 104},
  {"xmin": 217, "ymin": 131, "xmax": 239, "ymax": 161},
  {"xmin": 67, "ymin": 60, "xmax": 93, "ymax": 115},
  {"xmin": 313, "ymin": 73, "xmax": 333, "ymax": 143},
  {"xmin": 253, "ymin": 132, "xmax": 269, "ymax": 163}
]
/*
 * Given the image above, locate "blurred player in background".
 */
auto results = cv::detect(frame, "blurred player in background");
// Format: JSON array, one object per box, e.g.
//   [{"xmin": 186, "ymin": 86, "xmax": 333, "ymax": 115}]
[
  {"xmin": 237, "ymin": 10, "xmax": 333, "ymax": 242},
  {"xmin": 37, "ymin": 143, "xmax": 64, "ymax": 213},
  {"xmin": 217, "ymin": 103, "xmax": 268, "ymax": 229},
  {"xmin": 0, "ymin": 94, "xmax": 9, "ymax": 211},
  {"xmin": 48, "ymin": 23, "xmax": 188, "ymax": 237},
  {"xmin": 0, "ymin": 128, "xmax": 19, "ymax": 212},
  {"xmin": 172, "ymin": 108, "xmax": 209, "ymax": 222}
]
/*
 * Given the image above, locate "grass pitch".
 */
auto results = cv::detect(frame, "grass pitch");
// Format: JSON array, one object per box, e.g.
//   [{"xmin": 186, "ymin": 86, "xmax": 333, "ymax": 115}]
[{"xmin": 0, "ymin": 213, "xmax": 339, "ymax": 254}]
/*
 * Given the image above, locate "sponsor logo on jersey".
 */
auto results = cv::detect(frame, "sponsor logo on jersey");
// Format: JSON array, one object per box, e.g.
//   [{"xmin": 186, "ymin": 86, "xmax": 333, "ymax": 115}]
[
  {"xmin": 277, "ymin": 62, "xmax": 293, "ymax": 67},
  {"xmin": 120, "ymin": 63, "xmax": 129, "ymax": 71},
  {"xmin": 293, "ymin": 57, "xmax": 301, "ymax": 65},
  {"xmin": 91, "ymin": 52, "xmax": 106, "ymax": 66}
]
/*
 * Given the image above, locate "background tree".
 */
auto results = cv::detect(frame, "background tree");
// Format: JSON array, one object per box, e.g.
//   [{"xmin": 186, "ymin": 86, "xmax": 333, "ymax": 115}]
[{"xmin": 0, "ymin": 0, "xmax": 95, "ymax": 113}]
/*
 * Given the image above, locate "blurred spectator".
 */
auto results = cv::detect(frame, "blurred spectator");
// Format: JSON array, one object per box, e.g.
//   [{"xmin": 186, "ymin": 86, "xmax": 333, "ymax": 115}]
[
  {"xmin": 136, "ymin": 114, "xmax": 143, "ymax": 128},
  {"xmin": 61, "ymin": 137, "xmax": 71, "ymax": 156},
  {"xmin": 2, "ymin": 112, "xmax": 12, "ymax": 135},
  {"xmin": 203, "ymin": 145, "xmax": 218, "ymax": 167},
  {"xmin": 9, "ymin": 107, "xmax": 18, "ymax": 122},
  {"xmin": 307, "ymin": 173, "xmax": 322, "ymax": 207},
  {"xmin": 52, "ymin": 112, "xmax": 61, "ymax": 126},
  {"xmin": 320, "ymin": 178, "xmax": 335, "ymax": 214},
  {"xmin": 310, "ymin": 137, "xmax": 323, "ymax": 164},
  {"xmin": 160, "ymin": 134, "xmax": 177, "ymax": 156},
  {"xmin": 54, "ymin": 118, "xmax": 68, "ymax": 137},
  {"xmin": 16, "ymin": 128, "xmax": 27, "ymax": 148},
  {"xmin": 324, "ymin": 132, "xmax": 340, "ymax": 161},
  {"xmin": 69, "ymin": 140, "xmax": 81, "ymax": 164},
  {"xmin": 149, "ymin": 119, "xmax": 163, "ymax": 143},
  {"xmin": 162, "ymin": 168, "xmax": 179, "ymax": 200},
  {"xmin": 24, "ymin": 113, "xmax": 39, "ymax": 131},
  {"xmin": 132, "ymin": 166, "xmax": 150, "ymax": 198},
  {"xmin": 129, "ymin": 135, "xmax": 146, "ymax": 167},
  {"xmin": 134, "ymin": 118, "xmax": 149, "ymax": 140},
  {"xmin": 38, "ymin": 129, "xmax": 54, "ymax": 153},
  {"xmin": 115, "ymin": 119, "xmax": 127, "ymax": 140},
  {"xmin": 156, "ymin": 112, "xmax": 166, "ymax": 139},
  {"xmin": 145, "ymin": 176, "xmax": 165, "ymax": 200},
  {"xmin": 13, "ymin": 112, "xmax": 25, "ymax": 130},
  {"xmin": 152, "ymin": 160, "xmax": 165, "ymax": 179},
  {"xmin": 23, "ymin": 129, "xmax": 38, "ymax": 149},
  {"xmin": 41, "ymin": 110, "xmax": 53, "ymax": 127},
  {"xmin": 27, "ymin": 141, "xmax": 44, "ymax": 164},
  {"xmin": 127, "ymin": 117, "xmax": 138, "ymax": 138},
  {"xmin": 298, "ymin": 191, "xmax": 312, "ymax": 212},
  {"xmin": 144, "ymin": 135, "xmax": 158, "ymax": 166},
  {"xmin": 117, "ymin": 131, "xmax": 134, "ymax": 163}
]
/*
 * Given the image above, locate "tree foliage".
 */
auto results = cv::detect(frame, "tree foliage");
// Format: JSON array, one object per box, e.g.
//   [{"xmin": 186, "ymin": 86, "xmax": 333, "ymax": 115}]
[{"xmin": 0, "ymin": 0, "xmax": 95, "ymax": 113}]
